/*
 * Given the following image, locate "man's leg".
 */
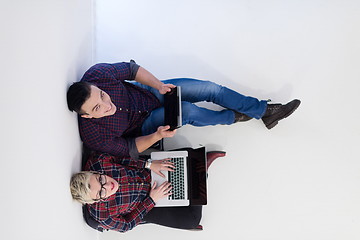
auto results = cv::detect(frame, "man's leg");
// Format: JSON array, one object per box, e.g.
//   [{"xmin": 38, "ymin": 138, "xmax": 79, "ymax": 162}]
[
  {"xmin": 137, "ymin": 78, "xmax": 267, "ymax": 135},
  {"xmin": 167, "ymin": 78, "xmax": 300, "ymax": 129},
  {"xmin": 166, "ymin": 78, "xmax": 268, "ymax": 119},
  {"xmin": 141, "ymin": 101, "xmax": 236, "ymax": 135},
  {"xmin": 135, "ymin": 78, "xmax": 300, "ymax": 131},
  {"xmin": 134, "ymin": 78, "xmax": 267, "ymax": 119}
]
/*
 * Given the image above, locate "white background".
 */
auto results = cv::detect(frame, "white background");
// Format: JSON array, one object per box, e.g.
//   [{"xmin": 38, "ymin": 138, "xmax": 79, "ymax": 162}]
[
  {"xmin": 2, "ymin": 0, "xmax": 360, "ymax": 240},
  {"xmin": 1, "ymin": 1, "xmax": 96, "ymax": 240}
]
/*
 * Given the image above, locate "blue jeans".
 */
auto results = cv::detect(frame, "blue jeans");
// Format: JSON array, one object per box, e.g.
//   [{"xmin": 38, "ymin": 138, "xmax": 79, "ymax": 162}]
[{"xmin": 132, "ymin": 78, "xmax": 267, "ymax": 135}]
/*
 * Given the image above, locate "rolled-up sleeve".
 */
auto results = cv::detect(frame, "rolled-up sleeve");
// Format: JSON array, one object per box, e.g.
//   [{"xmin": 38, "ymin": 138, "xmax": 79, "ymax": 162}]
[
  {"xmin": 127, "ymin": 137, "xmax": 140, "ymax": 159},
  {"xmin": 129, "ymin": 59, "xmax": 140, "ymax": 80},
  {"xmin": 108, "ymin": 60, "xmax": 140, "ymax": 81}
]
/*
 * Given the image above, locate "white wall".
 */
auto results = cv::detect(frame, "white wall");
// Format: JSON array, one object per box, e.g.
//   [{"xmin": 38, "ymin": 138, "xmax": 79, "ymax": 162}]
[
  {"xmin": 95, "ymin": 0, "xmax": 360, "ymax": 240},
  {"xmin": 1, "ymin": 1, "xmax": 97, "ymax": 240}
]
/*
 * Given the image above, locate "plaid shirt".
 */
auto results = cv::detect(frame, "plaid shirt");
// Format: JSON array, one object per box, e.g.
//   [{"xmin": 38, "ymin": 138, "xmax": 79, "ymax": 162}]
[
  {"xmin": 84, "ymin": 152, "xmax": 155, "ymax": 232},
  {"xmin": 78, "ymin": 61, "xmax": 161, "ymax": 157}
]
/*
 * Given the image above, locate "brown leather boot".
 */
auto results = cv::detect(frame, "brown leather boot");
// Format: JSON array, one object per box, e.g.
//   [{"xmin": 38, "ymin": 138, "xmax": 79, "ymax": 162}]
[
  {"xmin": 234, "ymin": 111, "xmax": 252, "ymax": 123},
  {"xmin": 262, "ymin": 99, "xmax": 301, "ymax": 129}
]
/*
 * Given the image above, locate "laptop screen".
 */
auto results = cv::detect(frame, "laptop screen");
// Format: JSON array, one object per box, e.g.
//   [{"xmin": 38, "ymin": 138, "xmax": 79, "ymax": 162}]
[{"xmin": 164, "ymin": 86, "xmax": 182, "ymax": 130}]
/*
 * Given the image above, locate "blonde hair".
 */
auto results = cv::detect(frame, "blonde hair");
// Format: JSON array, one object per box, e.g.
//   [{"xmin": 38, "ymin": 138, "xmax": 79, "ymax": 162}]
[{"xmin": 70, "ymin": 171, "xmax": 98, "ymax": 204}]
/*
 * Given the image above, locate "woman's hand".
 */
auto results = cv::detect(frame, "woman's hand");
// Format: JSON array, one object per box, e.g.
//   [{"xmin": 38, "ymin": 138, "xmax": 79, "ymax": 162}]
[
  {"xmin": 158, "ymin": 83, "xmax": 176, "ymax": 94},
  {"xmin": 150, "ymin": 159, "xmax": 175, "ymax": 178},
  {"xmin": 150, "ymin": 181, "xmax": 172, "ymax": 202}
]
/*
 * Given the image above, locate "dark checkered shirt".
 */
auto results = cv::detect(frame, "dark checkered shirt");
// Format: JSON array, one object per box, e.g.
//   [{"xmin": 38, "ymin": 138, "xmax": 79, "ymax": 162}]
[
  {"xmin": 85, "ymin": 152, "xmax": 155, "ymax": 232},
  {"xmin": 78, "ymin": 61, "xmax": 161, "ymax": 158}
]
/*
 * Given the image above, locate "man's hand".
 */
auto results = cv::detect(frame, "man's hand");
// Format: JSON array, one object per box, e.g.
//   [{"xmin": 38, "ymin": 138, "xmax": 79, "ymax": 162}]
[
  {"xmin": 150, "ymin": 181, "xmax": 172, "ymax": 202},
  {"xmin": 156, "ymin": 125, "xmax": 177, "ymax": 138},
  {"xmin": 150, "ymin": 159, "xmax": 175, "ymax": 178},
  {"xmin": 159, "ymin": 83, "xmax": 176, "ymax": 94},
  {"xmin": 135, "ymin": 126, "xmax": 176, "ymax": 154}
]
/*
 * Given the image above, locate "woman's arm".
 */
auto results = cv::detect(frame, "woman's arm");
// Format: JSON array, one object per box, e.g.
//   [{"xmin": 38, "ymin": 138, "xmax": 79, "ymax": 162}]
[
  {"xmin": 98, "ymin": 182, "xmax": 172, "ymax": 232},
  {"xmin": 99, "ymin": 196, "xmax": 155, "ymax": 232}
]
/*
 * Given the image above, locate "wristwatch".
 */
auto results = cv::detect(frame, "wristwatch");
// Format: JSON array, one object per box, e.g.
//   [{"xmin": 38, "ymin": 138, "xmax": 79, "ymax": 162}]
[{"xmin": 145, "ymin": 159, "xmax": 152, "ymax": 169}]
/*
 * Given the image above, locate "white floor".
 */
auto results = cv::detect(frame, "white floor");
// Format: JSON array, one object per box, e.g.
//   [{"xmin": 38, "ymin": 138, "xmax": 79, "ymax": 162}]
[
  {"xmin": 95, "ymin": 1, "xmax": 360, "ymax": 240},
  {"xmin": 2, "ymin": 1, "xmax": 360, "ymax": 240}
]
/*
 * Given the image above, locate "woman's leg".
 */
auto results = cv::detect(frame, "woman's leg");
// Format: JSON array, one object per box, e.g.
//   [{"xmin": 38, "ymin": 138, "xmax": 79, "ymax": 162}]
[{"xmin": 142, "ymin": 206, "xmax": 202, "ymax": 230}]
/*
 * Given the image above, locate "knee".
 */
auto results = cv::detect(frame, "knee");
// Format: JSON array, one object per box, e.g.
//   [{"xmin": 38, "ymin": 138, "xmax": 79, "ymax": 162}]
[
  {"xmin": 189, "ymin": 207, "xmax": 202, "ymax": 228},
  {"xmin": 181, "ymin": 102, "xmax": 199, "ymax": 120},
  {"xmin": 201, "ymin": 80, "xmax": 222, "ymax": 92},
  {"xmin": 181, "ymin": 101, "xmax": 194, "ymax": 112}
]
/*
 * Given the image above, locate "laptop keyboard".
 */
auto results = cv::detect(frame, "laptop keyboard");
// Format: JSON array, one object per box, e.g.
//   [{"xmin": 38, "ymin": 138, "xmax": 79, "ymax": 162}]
[{"xmin": 168, "ymin": 157, "xmax": 186, "ymax": 200}]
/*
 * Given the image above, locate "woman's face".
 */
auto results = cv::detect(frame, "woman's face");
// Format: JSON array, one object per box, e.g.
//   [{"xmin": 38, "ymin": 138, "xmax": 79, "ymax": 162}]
[{"xmin": 88, "ymin": 173, "xmax": 119, "ymax": 201}]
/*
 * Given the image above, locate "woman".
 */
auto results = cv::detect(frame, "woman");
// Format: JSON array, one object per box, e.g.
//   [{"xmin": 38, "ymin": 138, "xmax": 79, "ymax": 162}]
[{"xmin": 70, "ymin": 149, "xmax": 225, "ymax": 232}]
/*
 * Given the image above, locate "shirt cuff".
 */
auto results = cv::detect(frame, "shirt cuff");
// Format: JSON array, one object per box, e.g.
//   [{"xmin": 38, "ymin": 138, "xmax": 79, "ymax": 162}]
[
  {"xmin": 143, "ymin": 196, "xmax": 156, "ymax": 211},
  {"xmin": 129, "ymin": 59, "xmax": 140, "ymax": 80},
  {"xmin": 127, "ymin": 137, "xmax": 140, "ymax": 160}
]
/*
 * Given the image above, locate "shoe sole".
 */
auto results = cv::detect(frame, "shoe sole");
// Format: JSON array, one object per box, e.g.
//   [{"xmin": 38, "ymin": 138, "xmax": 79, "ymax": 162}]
[
  {"xmin": 266, "ymin": 99, "xmax": 301, "ymax": 129},
  {"xmin": 207, "ymin": 151, "xmax": 226, "ymax": 154},
  {"xmin": 189, "ymin": 225, "xmax": 203, "ymax": 231}
]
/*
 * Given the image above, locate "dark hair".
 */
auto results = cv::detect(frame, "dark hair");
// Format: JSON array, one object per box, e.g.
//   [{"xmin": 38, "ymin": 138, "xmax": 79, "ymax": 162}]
[{"xmin": 67, "ymin": 82, "xmax": 92, "ymax": 114}]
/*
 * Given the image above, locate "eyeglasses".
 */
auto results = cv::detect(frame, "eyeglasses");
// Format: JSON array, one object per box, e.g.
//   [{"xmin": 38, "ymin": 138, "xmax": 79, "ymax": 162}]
[{"xmin": 95, "ymin": 174, "xmax": 107, "ymax": 200}]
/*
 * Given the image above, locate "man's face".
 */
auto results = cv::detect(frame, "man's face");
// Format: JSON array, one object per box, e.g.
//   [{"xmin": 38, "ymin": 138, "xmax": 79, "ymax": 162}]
[
  {"xmin": 80, "ymin": 85, "xmax": 117, "ymax": 118},
  {"xmin": 89, "ymin": 173, "xmax": 119, "ymax": 201}
]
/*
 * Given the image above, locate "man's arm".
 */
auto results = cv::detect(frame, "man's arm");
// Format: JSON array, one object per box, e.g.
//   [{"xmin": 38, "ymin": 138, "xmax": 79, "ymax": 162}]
[
  {"xmin": 81, "ymin": 127, "xmax": 175, "ymax": 159},
  {"xmin": 135, "ymin": 125, "xmax": 176, "ymax": 153},
  {"xmin": 135, "ymin": 66, "xmax": 176, "ymax": 94}
]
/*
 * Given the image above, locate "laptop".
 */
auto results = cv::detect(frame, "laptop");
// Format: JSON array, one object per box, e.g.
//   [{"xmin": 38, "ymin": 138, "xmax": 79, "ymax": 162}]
[
  {"xmin": 164, "ymin": 86, "xmax": 182, "ymax": 130},
  {"xmin": 150, "ymin": 147, "xmax": 208, "ymax": 207}
]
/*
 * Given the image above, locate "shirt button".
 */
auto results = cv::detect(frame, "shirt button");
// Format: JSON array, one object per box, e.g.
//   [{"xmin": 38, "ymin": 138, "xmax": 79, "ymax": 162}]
[
  {"xmin": 119, "ymin": 108, "xmax": 122, "ymax": 111},
  {"xmin": 126, "ymin": 109, "xmax": 129, "ymax": 111},
  {"xmin": 138, "ymin": 111, "xmax": 141, "ymax": 113}
]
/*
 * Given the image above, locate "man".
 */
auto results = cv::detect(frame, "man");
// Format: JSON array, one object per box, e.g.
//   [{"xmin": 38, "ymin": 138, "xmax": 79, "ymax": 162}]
[
  {"xmin": 70, "ymin": 150, "xmax": 224, "ymax": 232},
  {"xmin": 67, "ymin": 60, "xmax": 300, "ymax": 158}
]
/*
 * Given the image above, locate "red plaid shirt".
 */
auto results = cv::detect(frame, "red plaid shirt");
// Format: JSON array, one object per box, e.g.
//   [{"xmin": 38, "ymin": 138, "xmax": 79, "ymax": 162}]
[
  {"xmin": 84, "ymin": 152, "xmax": 155, "ymax": 232},
  {"xmin": 78, "ymin": 61, "xmax": 161, "ymax": 157}
]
